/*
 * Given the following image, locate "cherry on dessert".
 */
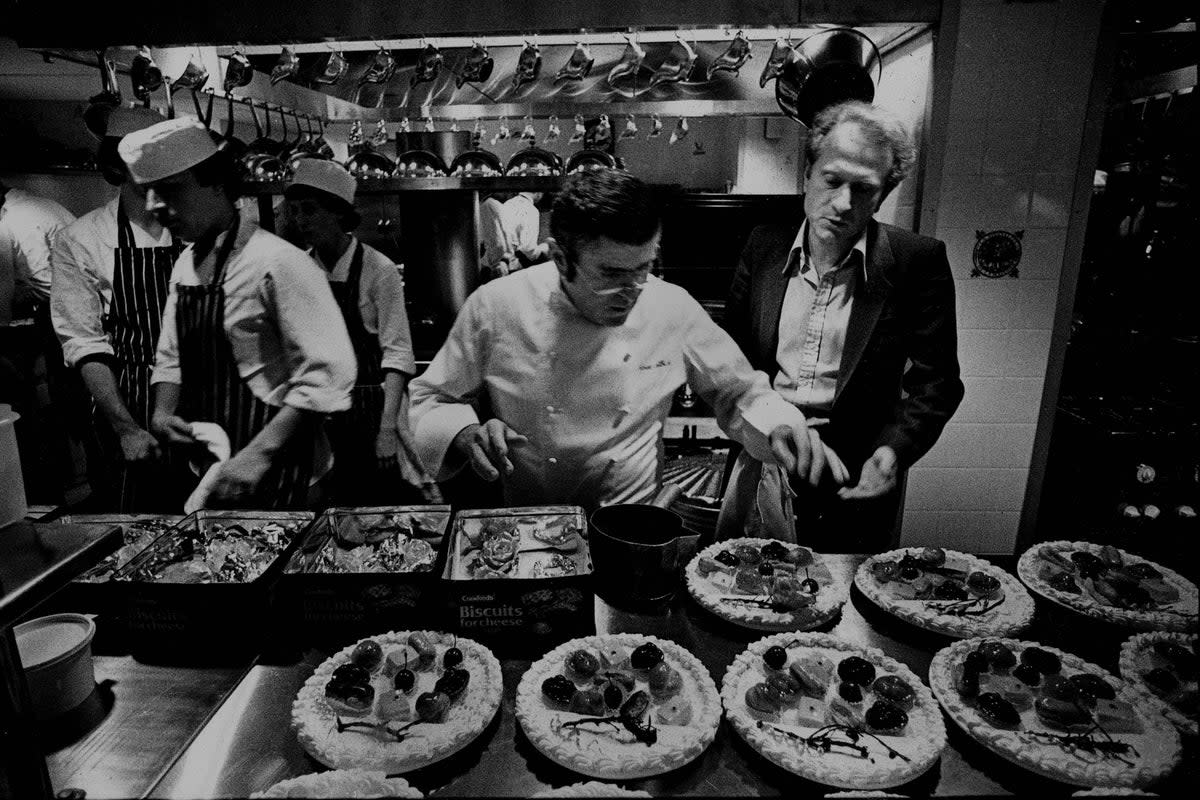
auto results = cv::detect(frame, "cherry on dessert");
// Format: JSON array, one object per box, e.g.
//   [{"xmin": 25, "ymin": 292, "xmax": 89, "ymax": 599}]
[
  {"xmin": 872, "ymin": 675, "xmax": 916, "ymax": 710},
  {"xmin": 565, "ymin": 649, "xmax": 600, "ymax": 679},
  {"xmin": 1019, "ymin": 647, "xmax": 1062, "ymax": 675},
  {"xmin": 800, "ymin": 577, "xmax": 820, "ymax": 594},
  {"xmin": 350, "ymin": 639, "xmax": 383, "ymax": 671},
  {"xmin": 866, "ymin": 700, "xmax": 909, "ymax": 733},
  {"xmin": 630, "ymin": 642, "xmax": 665, "ymax": 670},
  {"xmin": 872, "ymin": 560, "xmax": 898, "ymax": 582},
  {"xmin": 415, "ymin": 690, "xmax": 451, "ymax": 722},
  {"xmin": 715, "ymin": 550, "xmax": 740, "ymax": 567},
  {"xmin": 443, "ymin": 647, "xmax": 463, "ymax": 669},
  {"xmin": 977, "ymin": 692, "xmax": 1020, "ymax": 728},
  {"xmin": 838, "ymin": 681, "xmax": 864, "ymax": 703},
  {"xmin": 1013, "ymin": 663, "xmax": 1042, "ymax": 687},
  {"xmin": 332, "ymin": 663, "xmax": 370, "ymax": 686},
  {"xmin": 434, "ymin": 667, "xmax": 470, "ymax": 700},
  {"xmin": 542, "ymin": 674, "xmax": 578, "ymax": 706},
  {"xmin": 760, "ymin": 541, "xmax": 788, "ymax": 561},
  {"xmin": 763, "ymin": 645, "xmax": 788, "ymax": 671},
  {"xmin": 837, "ymin": 656, "xmax": 876, "ymax": 686},
  {"xmin": 977, "ymin": 641, "xmax": 1016, "ymax": 670},
  {"xmin": 757, "ymin": 562, "xmax": 774, "ymax": 576},
  {"xmin": 394, "ymin": 668, "xmax": 416, "ymax": 693}
]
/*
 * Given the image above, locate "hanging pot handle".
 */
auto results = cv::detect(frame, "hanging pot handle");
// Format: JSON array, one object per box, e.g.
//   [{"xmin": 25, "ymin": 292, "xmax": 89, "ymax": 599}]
[{"xmin": 249, "ymin": 100, "xmax": 263, "ymax": 136}]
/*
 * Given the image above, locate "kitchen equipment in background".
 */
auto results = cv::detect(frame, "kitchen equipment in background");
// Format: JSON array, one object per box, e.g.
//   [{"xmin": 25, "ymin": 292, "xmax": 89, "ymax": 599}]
[
  {"xmin": 555, "ymin": 40, "xmax": 594, "ymax": 82},
  {"xmin": 449, "ymin": 148, "xmax": 502, "ymax": 177},
  {"xmin": 223, "ymin": 50, "xmax": 254, "ymax": 93},
  {"xmin": 270, "ymin": 46, "xmax": 299, "ymax": 85},
  {"xmin": 670, "ymin": 116, "xmax": 689, "ymax": 144},
  {"xmin": 544, "ymin": 115, "xmax": 561, "ymax": 142},
  {"xmin": 395, "ymin": 149, "xmax": 449, "ymax": 177},
  {"xmin": 346, "ymin": 145, "xmax": 396, "ymax": 179},
  {"xmin": 706, "ymin": 30, "xmax": 753, "ymax": 79},
  {"xmin": 512, "ymin": 39, "xmax": 541, "ymax": 90},
  {"xmin": 170, "ymin": 54, "xmax": 209, "ymax": 92},
  {"xmin": 607, "ymin": 34, "xmax": 646, "ymax": 85},
  {"xmin": 520, "ymin": 114, "xmax": 537, "ymax": 142},
  {"xmin": 397, "ymin": 129, "xmax": 473, "ymax": 169},
  {"xmin": 0, "ymin": 404, "xmax": 26, "ymax": 527},
  {"xmin": 244, "ymin": 100, "xmax": 282, "ymax": 156},
  {"xmin": 411, "ymin": 42, "xmax": 444, "ymax": 86},
  {"xmin": 759, "ymin": 36, "xmax": 793, "ymax": 87},
  {"xmin": 588, "ymin": 484, "xmax": 685, "ymax": 605},
  {"xmin": 456, "ymin": 40, "xmax": 494, "ymax": 88},
  {"xmin": 423, "ymin": 115, "xmax": 436, "ymax": 132},
  {"xmin": 360, "ymin": 47, "xmax": 397, "ymax": 86},
  {"xmin": 648, "ymin": 35, "xmax": 698, "ymax": 88},
  {"xmin": 13, "ymin": 613, "xmax": 97, "ymax": 721},
  {"xmin": 569, "ymin": 114, "xmax": 586, "ymax": 143},
  {"xmin": 312, "ymin": 48, "xmax": 348, "ymax": 86},
  {"xmin": 311, "ymin": 117, "xmax": 334, "ymax": 159},
  {"xmin": 775, "ymin": 27, "xmax": 881, "ymax": 126},
  {"xmin": 620, "ymin": 114, "xmax": 639, "ymax": 139},
  {"xmin": 85, "ymin": 48, "xmax": 121, "ymax": 115},
  {"xmin": 505, "ymin": 146, "xmax": 563, "ymax": 177},
  {"xmin": 648, "ymin": 113, "xmax": 663, "ymax": 138},
  {"xmin": 130, "ymin": 46, "xmax": 163, "ymax": 103},
  {"xmin": 565, "ymin": 148, "xmax": 617, "ymax": 174}
]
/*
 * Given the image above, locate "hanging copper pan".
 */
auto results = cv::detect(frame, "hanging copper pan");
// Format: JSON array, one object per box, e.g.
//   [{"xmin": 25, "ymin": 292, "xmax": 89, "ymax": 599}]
[{"xmin": 775, "ymin": 28, "xmax": 881, "ymax": 127}]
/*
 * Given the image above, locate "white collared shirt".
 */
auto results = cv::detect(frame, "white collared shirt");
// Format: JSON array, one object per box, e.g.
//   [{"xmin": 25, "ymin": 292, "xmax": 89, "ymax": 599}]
[
  {"xmin": 410, "ymin": 262, "xmax": 806, "ymax": 510},
  {"xmin": 152, "ymin": 207, "xmax": 356, "ymax": 413},
  {"xmin": 773, "ymin": 221, "xmax": 868, "ymax": 415},
  {"xmin": 50, "ymin": 196, "xmax": 175, "ymax": 366},
  {"xmin": 313, "ymin": 236, "xmax": 416, "ymax": 377},
  {"xmin": 0, "ymin": 188, "xmax": 76, "ymax": 323},
  {"xmin": 501, "ymin": 193, "xmax": 543, "ymax": 262}
]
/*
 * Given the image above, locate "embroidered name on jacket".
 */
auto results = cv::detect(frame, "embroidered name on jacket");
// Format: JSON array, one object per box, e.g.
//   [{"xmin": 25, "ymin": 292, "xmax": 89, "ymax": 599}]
[{"xmin": 639, "ymin": 359, "xmax": 672, "ymax": 370}]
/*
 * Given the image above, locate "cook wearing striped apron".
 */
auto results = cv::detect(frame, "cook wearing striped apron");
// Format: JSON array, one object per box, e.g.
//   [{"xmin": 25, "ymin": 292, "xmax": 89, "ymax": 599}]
[
  {"xmin": 284, "ymin": 159, "xmax": 420, "ymax": 505},
  {"xmin": 119, "ymin": 118, "xmax": 356, "ymax": 510}
]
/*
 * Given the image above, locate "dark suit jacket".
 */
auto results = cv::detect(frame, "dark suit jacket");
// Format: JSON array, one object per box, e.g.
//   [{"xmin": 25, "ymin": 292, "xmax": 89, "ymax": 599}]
[{"xmin": 724, "ymin": 218, "xmax": 965, "ymax": 476}]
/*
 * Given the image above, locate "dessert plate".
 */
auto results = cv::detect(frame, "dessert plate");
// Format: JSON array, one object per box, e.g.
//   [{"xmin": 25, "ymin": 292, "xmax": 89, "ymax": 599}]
[
  {"xmin": 1118, "ymin": 631, "xmax": 1197, "ymax": 736},
  {"xmin": 252, "ymin": 770, "xmax": 422, "ymax": 798}
]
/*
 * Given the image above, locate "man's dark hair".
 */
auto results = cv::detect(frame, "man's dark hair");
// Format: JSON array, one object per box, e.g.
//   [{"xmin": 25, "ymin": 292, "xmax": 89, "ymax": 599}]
[
  {"xmin": 550, "ymin": 169, "xmax": 660, "ymax": 279},
  {"xmin": 283, "ymin": 184, "xmax": 362, "ymax": 232},
  {"xmin": 189, "ymin": 149, "xmax": 242, "ymax": 201}
]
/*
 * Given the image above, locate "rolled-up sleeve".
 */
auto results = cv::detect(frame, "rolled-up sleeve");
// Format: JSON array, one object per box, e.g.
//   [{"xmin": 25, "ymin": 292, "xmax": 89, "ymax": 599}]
[
  {"xmin": 408, "ymin": 291, "xmax": 490, "ymax": 480},
  {"xmin": 50, "ymin": 230, "xmax": 113, "ymax": 367},
  {"xmin": 366, "ymin": 260, "xmax": 416, "ymax": 376},
  {"xmin": 151, "ymin": 277, "xmax": 182, "ymax": 386},
  {"xmin": 680, "ymin": 294, "xmax": 806, "ymax": 464},
  {"xmin": 265, "ymin": 252, "xmax": 356, "ymax": 413}
]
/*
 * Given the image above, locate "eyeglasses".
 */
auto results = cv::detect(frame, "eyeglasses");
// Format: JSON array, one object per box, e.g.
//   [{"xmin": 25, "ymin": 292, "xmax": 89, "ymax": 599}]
[{"xmin": 585, "ymin": 256, "xmax": 660, "ymax": 296}]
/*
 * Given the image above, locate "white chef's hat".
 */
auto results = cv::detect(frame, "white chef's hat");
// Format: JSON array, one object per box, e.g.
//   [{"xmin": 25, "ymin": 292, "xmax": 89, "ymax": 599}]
[
  {"xmin": 287, "ymin": 158, "xmax": 357, "ymax": 207},
  {"xmin": 118, "ymin": 117, "xmax": 218, "ymax": 184},
  {"xmin": 104, "ymin": 106, "xmax": 166, "ymax": 139}
]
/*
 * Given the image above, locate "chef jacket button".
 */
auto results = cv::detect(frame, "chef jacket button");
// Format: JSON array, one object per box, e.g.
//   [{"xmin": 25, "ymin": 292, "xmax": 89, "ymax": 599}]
[{"xmin": 547, "ymin": 457, "xmax": 558, "ymax": 465}]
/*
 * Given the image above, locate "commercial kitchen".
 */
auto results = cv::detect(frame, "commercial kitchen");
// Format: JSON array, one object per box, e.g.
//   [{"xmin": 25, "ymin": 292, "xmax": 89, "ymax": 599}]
[{"xmin": 0, "ymin": 0, "xmax": 1195, "ymax": 797}]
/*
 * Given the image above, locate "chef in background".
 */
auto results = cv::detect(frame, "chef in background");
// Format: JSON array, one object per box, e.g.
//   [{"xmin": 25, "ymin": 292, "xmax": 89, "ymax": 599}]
[
  {"xmin": 410, "ymin": 168, "xmax": 832, "ymax": 512},
  {"xmin": 51, "ymin": 105, "xmax": 184, "ymax": 511},
  {"xmin": 283, "ymin": 159, "xmax": 429, "ymax": 505},
  {"xmin": 502, "ymin": 190, "xmax": 550, "ymax": 268},
  {"xmin": 120, "ymin": 118, "xmax": 355, "ymax": 508},
  {"xmin": 478, "ymin": 190, "xmax": 514, "ymax": 281}
]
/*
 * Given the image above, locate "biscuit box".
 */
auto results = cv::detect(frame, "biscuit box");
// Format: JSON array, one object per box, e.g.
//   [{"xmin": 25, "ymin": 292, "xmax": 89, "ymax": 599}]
[
  {"xmin": 112, "ymin": 509, "xmax": 313, "ymax": 662},
  {"xmin": 442, "ymin": 505, "xmax": 594, "ymax": 656},
  {"xmin": 275, "ymin": 505, "xmax": 452, "ymax": 647}
]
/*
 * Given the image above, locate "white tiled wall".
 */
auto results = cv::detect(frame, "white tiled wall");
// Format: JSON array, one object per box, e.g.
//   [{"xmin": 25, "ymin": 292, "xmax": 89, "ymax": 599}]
[{"xmin": 899, "ymin": 0, "xmax": 1104, "ymax": 552}]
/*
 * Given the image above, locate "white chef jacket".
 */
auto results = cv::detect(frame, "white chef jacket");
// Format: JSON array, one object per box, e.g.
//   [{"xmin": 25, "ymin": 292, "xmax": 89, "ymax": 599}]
[
  {"xmin": 50, "ymin": 196, "xmax": 176, "ymax": 367},
  {"xmin": 501, "ymin": 192, "xmax": 544, "ymax": 264},
  {"xmin": 152, "ymin": 207, "xmax": 356, "ymax": 414},
  {"xmin": 0, "ymin": 188, "xmax": 76, "ymax": 323},
  {"xmin": 410, "ymin": 262, "xmax": 807, "ymax": 510},
  {"xmin": 313, "ymin": 236, "xmax": 416, "ymax": 376},
  {"xmin": 478, "ymin": 195, "xmax": 511, "ymax": 272}
]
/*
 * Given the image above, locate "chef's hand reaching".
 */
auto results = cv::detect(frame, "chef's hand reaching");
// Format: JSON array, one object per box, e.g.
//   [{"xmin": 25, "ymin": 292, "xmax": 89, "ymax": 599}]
[
  {"xmin": 118, "ymin": 426, "xmax": 161, "ymax": 463},
  {"xmin": 151, "ymin": 412, "xmax": 196, "ymax": 446},
  {"xmin": 838, "ymin": 445, "xmax": 898, "ymax": 500},
  {"xmin": 210, "ymin": 447, "xmax": 272, "ymax": 503},
  {"xmin": 769, "ymin": 424, "xmax": 852, "ymax": 488},
  {"xmin": 453, "ymin": 419, "xmax": 529, "ymax": 481}
]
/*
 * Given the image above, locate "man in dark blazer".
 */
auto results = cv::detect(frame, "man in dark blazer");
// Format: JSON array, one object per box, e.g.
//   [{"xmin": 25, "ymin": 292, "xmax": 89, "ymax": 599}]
[{"xmin": 724, "ymin": 101, "xmax": 964, "ymax": 551}]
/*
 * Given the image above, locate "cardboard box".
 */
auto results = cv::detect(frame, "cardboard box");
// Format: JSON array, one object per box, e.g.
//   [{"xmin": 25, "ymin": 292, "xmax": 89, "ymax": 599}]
[
  {"xmin": 442, "ymin": 506, "xmax": 594, "ymax": 655},
  {"xmin": 276, "ymin": 505, "xmax": 451, "ymax": 646}
]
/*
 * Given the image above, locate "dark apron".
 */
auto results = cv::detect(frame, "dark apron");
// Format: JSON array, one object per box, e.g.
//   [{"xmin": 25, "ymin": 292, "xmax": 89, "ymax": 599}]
[
  {"xmin": 327, "ymin": 242, "xmax": 400, "ymax": 504},
  {"xmin": 93, "ymin": 205, "xmax": 183, "ymax": 510},
  {"xmin": 175, "ymin": 217, "xmax": 313, "ymax": 509}
]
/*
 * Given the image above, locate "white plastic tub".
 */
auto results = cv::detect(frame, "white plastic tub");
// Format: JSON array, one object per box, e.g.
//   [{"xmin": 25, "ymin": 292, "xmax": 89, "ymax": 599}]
[{"xmin": 14, "ymin": 613, "xmax": 97, "ymax": 720}]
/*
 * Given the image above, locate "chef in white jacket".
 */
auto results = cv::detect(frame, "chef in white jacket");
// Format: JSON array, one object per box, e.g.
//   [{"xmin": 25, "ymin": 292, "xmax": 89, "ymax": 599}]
[{"xmin": 410, "ymin": 169, "xmax": 827, "ymax": 511}]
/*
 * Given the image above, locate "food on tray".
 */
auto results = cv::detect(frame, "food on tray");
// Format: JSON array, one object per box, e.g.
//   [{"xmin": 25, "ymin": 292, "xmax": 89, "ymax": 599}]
[
  {"xmin": 305, "ymin": 510, "xmax": 447, "ymax": 574},
  {"xmin": 720, "ymin": 633, "xmax": 945, "ymax": 789},
  {"xmin": 447, "ymin": 509, "xmax": 590, "ymax": 580},
  {"xmin": 531, "ymin": 783, "xmax": 651, "ymax": 798},
  {"xmin": 515, "ymin": 634, "xmax": 720, "ymax": 779},
  {"xmin": 1017, "ymin": 541, "xmax": 1198, "ymax": 632},
  {"xmin": 292, "ymin": 630, "xmax": 502, "ymax": 773},
  {"xmin": 855, "ymin": 548, "xmax": 1034, "ymax": 638},
  {"xmin": 76, "ymin": 518, "xmax": 179, "ymax": 582},
  {"xmin": 1119, "ymin": 632, "xmax": 1197, "ymax": 736},
  {"xmin": 118, "ymin": 518, "xmax": 305, "ymax": 584},
  {"xmin": 929, "ymin": 637, "xmax": 1182, "ymax": 787},
  {"xmin": 251, "ymin": 769, "xmax": 423, "ymax": 798},
  {"xmin": 686, "ymin": 538, "xmax": 849, "ymax": 630}
]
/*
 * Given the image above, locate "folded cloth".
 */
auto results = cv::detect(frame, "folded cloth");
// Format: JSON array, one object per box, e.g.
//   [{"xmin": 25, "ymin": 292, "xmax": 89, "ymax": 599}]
[
  {"xmin": 714, "ymin": 448, "xmax": 797, "ymax": 543},
  {"xmin": 184, "ymin": 422, "xmax": 231, "ymax": 513}
]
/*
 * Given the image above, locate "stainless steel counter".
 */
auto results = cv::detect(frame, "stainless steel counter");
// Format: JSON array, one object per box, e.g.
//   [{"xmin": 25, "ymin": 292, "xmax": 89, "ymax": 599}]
[{"xmin": 148, "ymin": 555, "xmax": 1197, "ymax": 797}]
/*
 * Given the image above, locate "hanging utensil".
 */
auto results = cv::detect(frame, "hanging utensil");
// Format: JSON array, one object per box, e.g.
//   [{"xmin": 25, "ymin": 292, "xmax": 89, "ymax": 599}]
[
  {"xmin": 569, "ymin": 114, "xmax": 586, "ymax": 143},
  {"xmin": 545, "ymin": 115, "xmax": 561, "ymax": 142},
  {"xmin": 647, "ymin": 113, "xmax": 663, "ymax": 139},
  {"xmin": 620, "ymin": 114, "xmax": 638, "ymax": 139},
  {"xmin": 607, "ymin": 34, "xmax": 646, "ymax": 85},
  {"xmin": 706, "ymin": 30, "xmax": 752, "ymax": 79},
  {"xmin": 521, "ymin": 115, "xmax": 537, "ymax": 143},
  {"xmin": 371, "ymin": 119, "xmax": 390, "ymax": 148},
  {"xmin": 219, "ymin": 92, "xmax": 248, "ymax": 161},
  {"xmin": 313, "ymin": 49, "xmax": 348, "ymax": 86},
  {"xmin": 759, "ymin": 35, "xmax": 793, "ymax": 88},
  {"xmin": 585, "ymin": 114, "xmax": 613, "ymax": 151},
  {"xmin": 360, "ymin": 47, "xmax": 397, "ymax": 85},
  {"xmin": 670, "ymin": 117, "xmax": 689, "ymax": 145},
  {"xmin": 83, "ymin": 48, "xmax": 122, "ymax": 137},
  {"xmin": 512, "ymin": 39, "xmax": 542, "ymax": 90},
  {"xmin": 171, "ymin": 54, "xmax": 209, "ymax": 92},
  {"xmin": 311, "ymin": 117, "xmax": 334, "ymax": 160},
  {"xmin": 190, "ymin": 89, "xmax": 215, "ymax": 131},
  {"xmin": 556, "ymin": 41, "xmax": 594, "ymax": 82},
  {"xmin": 223, "ymin": 50, "xmax": 254, "ymax": 93},
  {"xmin": 456, "ymin": 40, "xmax": 494, "ymax": 88},
  {"xmin": 398, "ymin": 116, "xmax": 411, "ymax": 133},
  {"xmin": 245, "ymin": 101, "xmax": 281, "ymax": 156},
  {"xmin": 412, "ymin": 41, "xmax": 443, "ymax": 86},
  {"xmin": 648, "ymin": 35, "xmax": 697, "ymax": 88},
  {"xmin": 472, "ymin": 118, "xmax": 486, "ymax": 149},
  {"xmin": 492, "ymin": 115, "xmax": 511, "ymax": 145},
  {"xmin": 270, "ymin": 46, "xmax": 299, "ymax": 86},
  {"xmin": 131, "ymin": 46, "xmax": 163, "ymax": 103},
  {"xmin": 423, "ymin": 115, "xmax": 436, "ymax": 133},
  {"xmin": 775, "ymin": 27, "xmax": 881, "ymax": 126}
]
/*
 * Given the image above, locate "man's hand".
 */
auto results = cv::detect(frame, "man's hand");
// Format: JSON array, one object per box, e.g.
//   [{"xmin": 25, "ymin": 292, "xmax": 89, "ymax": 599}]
[
  {"xmin": 376, "ymin": 424, "xmax": 401, "ymax": 471},
  {"xmin": 838, "ymin": 445, "xmax": 898, "ymax": 500},
  {"xmin": 151, "ymin": 412, "xmax": 195, "ymax": 446},
  {"xmin": 209, "ymin": 447, "xmax": 273, "ymax": 503},
  {"xmin": 118, "ymin": 426, "xmax": 161, "ymax": 463},
  {"xmin": 768, "ymin": 424, "xmax": 824, "ymax": 487},
  {"xmin": 453, "ymin": 419, "xmax": 528, "ymax": 482}
]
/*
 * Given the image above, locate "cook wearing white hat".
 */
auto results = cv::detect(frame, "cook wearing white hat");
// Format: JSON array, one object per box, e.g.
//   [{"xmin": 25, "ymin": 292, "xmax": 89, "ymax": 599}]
[
  {"xmin": 282, "ymin": 159, "xmax": 426, "ymax": 506},
  {"xmin": 49, "ymin": 104, "xmax": 182, "ymax": 510},
  {"xmin": 138, "ymin": 117, "xmax": 355, "ymax": 511}
]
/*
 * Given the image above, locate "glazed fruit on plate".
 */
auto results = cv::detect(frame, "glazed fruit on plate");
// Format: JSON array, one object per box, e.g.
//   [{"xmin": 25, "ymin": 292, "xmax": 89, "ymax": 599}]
[
  {"xmin": 721, "ymin": 632, "xmax": 946, "ymax": 789},
  {"xmin": 291, "ymin": 630, "xmax": 502, "ymax": 773},
  {"xmin": 929, "ymin": 637, "xmax": 1182, "ymax": 787},
  {"xmin": 855, "ymin": 547, "xmax": 1034, "ymax": 638},
  {"xmin": 515, "ymin": 634, "xmax": 721, "ymax": 779},
  {"xmin": 251, "ymin": 770, "xmax": 422, "ymax": 798},
  {"xmin": 686, "ymin": 538, "xmax": 849, "ymax": 630},
  {"xmin": 1017, "ymin": 541, "xmax": 1198, "ymax": 632},
  {"xmin": 1118, "ymin": 632, "xmax": 1197, "ymax": 736}
]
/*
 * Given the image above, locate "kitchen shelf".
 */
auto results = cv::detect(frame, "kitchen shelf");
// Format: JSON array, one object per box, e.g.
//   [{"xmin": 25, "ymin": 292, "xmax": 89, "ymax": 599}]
[{"xmin": 242, "ymin": 175, "xmax": 563, "ymax": 195}]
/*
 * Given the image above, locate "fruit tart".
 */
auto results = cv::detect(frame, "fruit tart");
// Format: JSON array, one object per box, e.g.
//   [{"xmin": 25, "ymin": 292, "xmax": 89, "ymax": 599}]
[
  {"xmin": 515, "ymin": 634, "xmax": 720, "ymax": 779},
  {"xmin": 856, "ymin": 547, "xmax": 1034, "ymax": 638},
  {"xmin": 1119, "ymin": 632, "xmax": 1197, "ymax": 736},
  {"xmin": 292, "ymin": 630, "xmax": 502, "ymax": 773},
  {"xmin": 686, "ymin": 538, "xmax": 849, "ymax": 630},
  {"xmin": 930, "ymin": 637, "xmax": 1181, "ymax": 787},
  {"xmin": 721, "ymin": 632, "xmax": 946, "ymax": 789}
]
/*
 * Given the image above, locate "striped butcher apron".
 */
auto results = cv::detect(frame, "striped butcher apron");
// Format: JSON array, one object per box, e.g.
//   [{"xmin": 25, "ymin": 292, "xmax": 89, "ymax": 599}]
[
  {"xmin": 175, "ymin": 218, "xmax": 313, "ymax": 509},
  {"xmin": 100, "ymin": 204, "xmax": 182, "ymax": 509},
  {"xmin": 326, "ymin": 241, "xmax": 399, "ymax": 504}
]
